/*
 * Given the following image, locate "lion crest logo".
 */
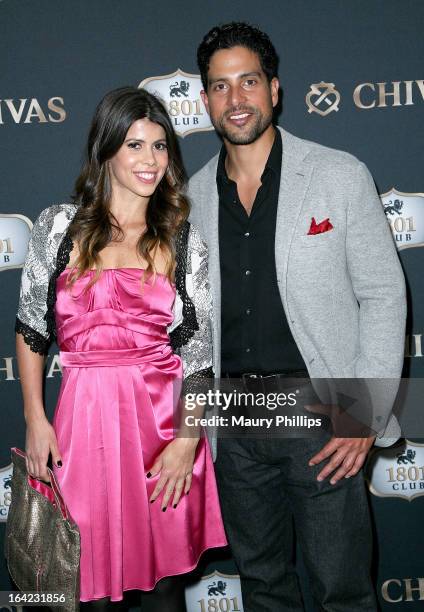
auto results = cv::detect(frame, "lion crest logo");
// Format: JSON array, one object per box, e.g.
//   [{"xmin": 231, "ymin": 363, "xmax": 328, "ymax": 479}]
[
  {"xmin": 380, "ymin": 188, "xmax": 424, "ymax": 250},
  {"xmin": 169, "ymin": 80, "xmax": 190, "ymax": 98},
  {"xmin": 384, "ymin": 199, "xmax": 403, "ymax": 216},
  {"xmin": 207, "ymin": 580, "xmax": 227, "ymax": 597},
  {"xmin": 184, "ymin": 570, "xmax": 242, "ymax": 608},
  {"xmin": 396, "ymin": 449, "xmax": 416, "ymax": 465},
  {"xmin": 139, "ymin": 69, "xmax": 213, "ymax": 137}
]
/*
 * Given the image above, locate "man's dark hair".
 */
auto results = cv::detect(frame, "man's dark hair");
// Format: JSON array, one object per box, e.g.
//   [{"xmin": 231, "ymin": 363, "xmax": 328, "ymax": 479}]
[{"xmin": 197, "ymin": 22, "xmax": 279, "ymax": 90}]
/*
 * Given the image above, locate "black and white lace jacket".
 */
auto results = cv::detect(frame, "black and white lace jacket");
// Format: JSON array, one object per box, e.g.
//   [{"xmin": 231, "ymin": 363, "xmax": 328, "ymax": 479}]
[{"xmin": 15, "ymin": 204, "xmax": 213, "ymax": 391}]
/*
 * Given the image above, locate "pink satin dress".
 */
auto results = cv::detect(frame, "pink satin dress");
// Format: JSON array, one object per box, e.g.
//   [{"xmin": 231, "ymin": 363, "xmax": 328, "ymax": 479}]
[{"xmin": 52, "ymin": 268, "xmax": 227, "ymax": 602}]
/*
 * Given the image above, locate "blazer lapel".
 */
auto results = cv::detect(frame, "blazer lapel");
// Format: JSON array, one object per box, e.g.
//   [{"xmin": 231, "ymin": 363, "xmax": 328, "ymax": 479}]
[
  {"xmin": 202, "ymin": 158, "xmax": 220, "ymax": 285},
  {"xmin": 275, "ymin": 128, "xmax": 314, "ymax": 310},
  {"xmin": 198, "ymin": 157, "xmax": 222, "ymax": 376}
]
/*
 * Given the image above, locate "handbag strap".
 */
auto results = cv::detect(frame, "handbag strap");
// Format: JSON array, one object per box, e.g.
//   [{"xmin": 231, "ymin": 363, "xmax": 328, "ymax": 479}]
[
  {"xmin": 12, "ymin": 447, "xmax": 69, "ymax": 521},
  {"xmin": 46, "ymin": 466, "xmax": 69, "ymax": 520}
]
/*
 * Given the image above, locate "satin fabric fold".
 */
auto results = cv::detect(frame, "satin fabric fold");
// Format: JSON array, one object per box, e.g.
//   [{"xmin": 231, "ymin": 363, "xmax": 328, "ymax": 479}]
[{"xmin": 52, "ymin": 268, "xmax": 227, "ymax": 602}]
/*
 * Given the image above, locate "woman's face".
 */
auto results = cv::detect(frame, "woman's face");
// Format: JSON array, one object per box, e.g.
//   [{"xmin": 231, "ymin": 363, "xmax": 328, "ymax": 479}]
[{"xmin": 108, "ymin": 118, "xmax": 169, "ymax": 202}]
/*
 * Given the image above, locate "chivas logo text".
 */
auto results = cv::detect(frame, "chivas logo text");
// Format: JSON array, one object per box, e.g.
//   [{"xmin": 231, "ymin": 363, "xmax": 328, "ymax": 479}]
[
  {"xmin": 0, "ymin": 97, "xmax": 66, "ymax": 124},
  {"xmin": 354, "ymin": 80, "xmax": 424, "ymax": 109},
  {"xmin": 306, "ymin": 79, "xmax": 424, "ymax": 117},
  {"xmin": 405, "ymin": 334, "xmax": 422, "ymax": 358},
  {"xmin": 0, "ymin": 354, "xmax": 62, "ymax": 381},
  {"xmin": 382, "ymin": 578, "xmax": 424, "ymax": 603}
]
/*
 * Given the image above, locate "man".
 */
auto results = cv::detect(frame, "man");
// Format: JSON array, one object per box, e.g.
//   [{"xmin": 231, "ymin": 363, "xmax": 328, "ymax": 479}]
[{"xmin": 188, "ymin": 22, "xmax": 406, "ymax": 612}]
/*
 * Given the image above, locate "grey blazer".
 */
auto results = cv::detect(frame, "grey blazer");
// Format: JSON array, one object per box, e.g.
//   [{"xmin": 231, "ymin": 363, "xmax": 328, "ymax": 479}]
[{"xmin": 188, "ymin": 127, "xmax": 407, "ymax": 456}]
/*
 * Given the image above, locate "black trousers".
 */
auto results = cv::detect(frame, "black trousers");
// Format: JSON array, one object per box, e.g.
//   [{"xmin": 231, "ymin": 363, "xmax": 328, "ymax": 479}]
[{"xmin": 215, "ymin": 434, "xmax": 378, "ymax": 612}]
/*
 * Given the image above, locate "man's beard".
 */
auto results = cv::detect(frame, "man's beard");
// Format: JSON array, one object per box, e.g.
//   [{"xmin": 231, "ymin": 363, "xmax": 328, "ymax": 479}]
[{"xmin": 212, "ymin": 104, "xmax": 273, "ymax": 145}]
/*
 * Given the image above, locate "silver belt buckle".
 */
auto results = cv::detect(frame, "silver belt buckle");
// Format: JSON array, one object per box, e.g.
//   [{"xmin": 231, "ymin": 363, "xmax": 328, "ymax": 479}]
[{"xmin": 241, "ymin": 372, "xmax": 265, "ymax": 393}]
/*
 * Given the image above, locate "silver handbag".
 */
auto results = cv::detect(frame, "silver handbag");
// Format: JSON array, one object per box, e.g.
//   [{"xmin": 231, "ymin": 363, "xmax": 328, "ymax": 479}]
[{"xmin": 4, "ymin": 447, "xmax": 80, "ymax": 611}]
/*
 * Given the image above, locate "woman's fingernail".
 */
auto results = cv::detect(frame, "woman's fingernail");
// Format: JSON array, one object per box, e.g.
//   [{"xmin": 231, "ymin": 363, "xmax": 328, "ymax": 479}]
[
  {"xmin": 162, "ymin": 507, "xmax": 166, "ymax": 512},
  {"xmin": 150, "ymin": 499, "xmax": 154, "ymax": 504},
  {"xmin": 146, "ymin": 472, "xmax": 151, "ymax": 478},
  {"xmin": 173, "ymin": 504, "xmax": 177, "ymax": 509},
  {"xmin": 57, "ymin": 461, "xmax": 62, "ymax": 468},
  {"xmin": 186, "ymin": 490, "xmax": 189, "ymax": 495}
]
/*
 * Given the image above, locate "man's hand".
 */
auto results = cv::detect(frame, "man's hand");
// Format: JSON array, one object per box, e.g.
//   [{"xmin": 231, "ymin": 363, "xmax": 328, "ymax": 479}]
[
  {"xmin": 308, "ymin": 436, "xmax": 375, "ymax": 484},
  {"xmin": 305, "ymin": 400, "xmax": 377, "ymax": 483}
]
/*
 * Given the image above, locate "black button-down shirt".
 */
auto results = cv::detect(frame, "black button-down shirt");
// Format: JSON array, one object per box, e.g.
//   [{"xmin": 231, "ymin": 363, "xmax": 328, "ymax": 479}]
[{"xmin": 217, "ymin": 128, "xmax": 306, "ymax": 375}]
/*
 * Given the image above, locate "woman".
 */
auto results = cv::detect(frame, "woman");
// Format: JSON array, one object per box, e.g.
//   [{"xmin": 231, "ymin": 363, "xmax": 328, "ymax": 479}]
[{"xmin": 15, "ymin": 86, "xmax": 227, "ymax": 610}]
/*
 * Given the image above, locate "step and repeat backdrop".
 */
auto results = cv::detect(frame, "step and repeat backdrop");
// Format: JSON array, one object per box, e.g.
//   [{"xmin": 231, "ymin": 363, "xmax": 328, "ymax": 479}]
[{"xmin": 1, "ymin": 1, "xmax": 424, "ymax": 610}]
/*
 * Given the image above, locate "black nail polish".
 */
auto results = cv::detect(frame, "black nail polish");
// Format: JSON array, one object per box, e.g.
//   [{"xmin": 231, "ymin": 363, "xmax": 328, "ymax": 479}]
[
  {"xmin": 150, "ymin": 499, "xmax": 154, "ymax": 503},
  {"xmin": 57, "ymin": 460, "xmax": 62, "ymax": 468},
  {"xmin": 186, "ymin": 490, "xmax": 189, "ymax": 495},
  {"xmin": 146, "ymin": 472, "xmax": 151, "ymax": 478},
  {"xmin": 162, "ymin": 507, "xmax": 166, "ymax": 512},
  {"xmin": 173, "ymin": 504, "xmax": 177, "ymax": 509}
]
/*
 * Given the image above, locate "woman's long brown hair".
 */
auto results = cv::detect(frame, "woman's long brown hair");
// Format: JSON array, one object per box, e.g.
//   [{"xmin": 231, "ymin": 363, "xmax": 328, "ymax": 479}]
[{"xmin": 67, "ymin": 86, "xmax": 189, "ymax": 285}]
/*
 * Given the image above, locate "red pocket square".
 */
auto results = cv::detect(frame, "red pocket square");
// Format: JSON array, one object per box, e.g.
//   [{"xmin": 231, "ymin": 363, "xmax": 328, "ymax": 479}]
[{"xmin": 307, "ymin": 217, "xmax": 334, "ymax": 235}]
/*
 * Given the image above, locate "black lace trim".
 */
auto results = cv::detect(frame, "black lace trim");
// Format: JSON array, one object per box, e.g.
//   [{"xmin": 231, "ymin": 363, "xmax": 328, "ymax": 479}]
[
  {"xmin": 182, "ymin": 366, "xmax": 214, "ymax": 396},
  {"xmin": 15, "ymin": 317, "xmax": 50, "ymax": 356},
  {"xmin": 169, "ymin": 221, "xmax": 199, "ymax": 352},
  {"xmin": 44, "ymin": 232, "xmax": 73, "ymax": 342}
]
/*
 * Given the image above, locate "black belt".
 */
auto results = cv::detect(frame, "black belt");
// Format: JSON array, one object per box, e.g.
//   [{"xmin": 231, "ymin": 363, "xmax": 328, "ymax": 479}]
[
  {"xmin": 222, "ymin": 369, "xmax": 309, "ymax": 380},
  {"xmin": 222, "ymin": 369, "xmax": 310, "ymax": 393}
]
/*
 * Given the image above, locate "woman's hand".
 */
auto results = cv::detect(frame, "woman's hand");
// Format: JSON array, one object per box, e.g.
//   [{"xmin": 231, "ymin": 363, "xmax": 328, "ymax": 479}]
[
  {"xmin": 16, "ymin": 333, "xmax": 60, "ymax": 483},
  {"xmin": 148, "ymin": 437, "xmax": 199, "ymax": 510},
  {"xmin": 25, "ymin": 415, "xmax": 62, "ymax": 483}
]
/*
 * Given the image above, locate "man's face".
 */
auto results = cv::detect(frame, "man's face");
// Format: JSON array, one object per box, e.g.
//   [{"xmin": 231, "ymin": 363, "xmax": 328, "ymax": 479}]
[{"xmin": 201, "ymin": 46, "xmax": 279, "ymax": 145}]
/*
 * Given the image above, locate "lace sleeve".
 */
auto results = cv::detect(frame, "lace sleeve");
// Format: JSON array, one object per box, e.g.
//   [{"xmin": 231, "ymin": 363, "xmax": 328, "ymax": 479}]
[
  {"xmin": 15, "ymin": 204, "xmax": 76, "ymax": 355},
  {"xmin": 15, "ymin": 208, "xmax": 54, "ymax": 355},
  {"xmin": 178, "ymin": 224, "xmax": 214, "ymax": 394}
]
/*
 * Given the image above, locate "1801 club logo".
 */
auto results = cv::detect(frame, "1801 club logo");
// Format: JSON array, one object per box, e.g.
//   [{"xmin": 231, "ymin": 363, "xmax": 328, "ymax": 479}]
[
  {"xmin": 0, "ymin": 462, "xmax": 13, "ymax": 522},
  {"xmin": 366, "ymin": 440, "xmax": 424, "ymax": 501},
  {"xmin": 380, "ymin": 188, "xmax": 424, "ymax": 250},
  {"xmin": 139, "ymin": 69, "xmax": 213, "ymax": 137},
  {"xmin": 185, "ymin": 571, "xmax": 243, "ymax": 611},
  {"xmin": 0, "ymin": 214, "xmax": 32, "ymax": 271}
]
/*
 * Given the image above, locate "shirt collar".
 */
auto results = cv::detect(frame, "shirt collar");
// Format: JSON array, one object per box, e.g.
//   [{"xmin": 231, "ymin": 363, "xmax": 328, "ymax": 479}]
[{"xmin": 217, "ymin": 126, "xmax": 282, "ymax": 185}]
